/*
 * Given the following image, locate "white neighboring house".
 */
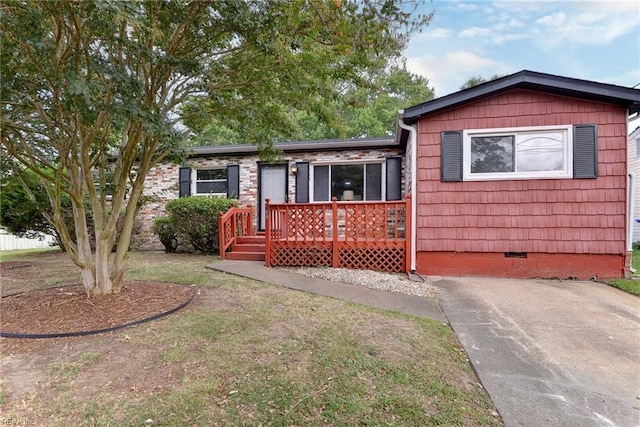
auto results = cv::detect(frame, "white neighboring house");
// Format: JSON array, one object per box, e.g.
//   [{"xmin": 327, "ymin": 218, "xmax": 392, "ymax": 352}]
[
  {"xmin": 629, "ymin": 126, "xmax": 640, "ymax": 244},
  {"xmin": 0, "ymin": 228, "xmax": 57, "ymax": 251}
]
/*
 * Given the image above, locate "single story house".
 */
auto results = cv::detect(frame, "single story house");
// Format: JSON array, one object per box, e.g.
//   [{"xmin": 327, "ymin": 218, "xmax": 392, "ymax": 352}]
[
  {"xmin": 137, "ymin": 137, "xmax": 406, "ymax": 249},
  {"xmin": 139, "ymin": 69, "xmax": 640, "ymax": 280},
  {"xmin": 398, "ymin": 70, "xmax": 640, "ymax": 279}
]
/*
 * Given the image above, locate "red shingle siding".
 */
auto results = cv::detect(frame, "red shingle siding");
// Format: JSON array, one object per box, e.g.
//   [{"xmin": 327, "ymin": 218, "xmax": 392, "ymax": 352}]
[
  {"xmin": 416, "ymin": 252, "xmax": 625, "ymax": 279},
  {"xmin": 416, "ymin": 89, "xmax": 628, "ymax": 277}
]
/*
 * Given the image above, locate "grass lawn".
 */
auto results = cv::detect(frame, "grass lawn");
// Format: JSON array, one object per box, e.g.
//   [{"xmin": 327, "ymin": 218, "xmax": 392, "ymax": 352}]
[
  {"xmin": 0, "ymin": 250, "xmax": 501, "ymax": 426},
  {"xmin": 604, "ymin": 248, "xmax": 640, "ymax": 296}
]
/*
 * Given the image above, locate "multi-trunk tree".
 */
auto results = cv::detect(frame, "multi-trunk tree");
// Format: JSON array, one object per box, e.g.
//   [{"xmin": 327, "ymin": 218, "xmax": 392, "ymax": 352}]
[{"xmin": 1, "ymin": 0, "xmax": 431, "ymax": 295}]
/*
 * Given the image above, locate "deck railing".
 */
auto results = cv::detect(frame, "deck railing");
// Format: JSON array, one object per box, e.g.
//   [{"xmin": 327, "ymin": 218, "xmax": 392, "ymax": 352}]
[
  {"xmin": 265, "ymin": 195, "xmax": 411, "ymax": 273},
  {"xmin": 218, "ymin": 205, "xmax": 254, "ymax": 259}
]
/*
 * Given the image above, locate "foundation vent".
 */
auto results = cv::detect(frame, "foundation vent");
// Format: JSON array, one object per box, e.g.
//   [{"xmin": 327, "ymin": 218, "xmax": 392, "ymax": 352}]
[{"xmin": 505, "ymin": 252, "xmax": 527, "ymax": 259}]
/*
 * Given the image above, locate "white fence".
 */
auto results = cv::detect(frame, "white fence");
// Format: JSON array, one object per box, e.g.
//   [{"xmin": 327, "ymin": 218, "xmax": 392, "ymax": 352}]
[{"xmin": 0, "ymin": 228, "xmax": 57, "ymax": 251}]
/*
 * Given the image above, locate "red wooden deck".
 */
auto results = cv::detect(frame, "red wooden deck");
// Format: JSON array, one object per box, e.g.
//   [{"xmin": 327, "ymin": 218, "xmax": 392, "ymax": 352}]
[{"xmin": 264, "ymin": 196, "xmax": 411, "ymax": 273}]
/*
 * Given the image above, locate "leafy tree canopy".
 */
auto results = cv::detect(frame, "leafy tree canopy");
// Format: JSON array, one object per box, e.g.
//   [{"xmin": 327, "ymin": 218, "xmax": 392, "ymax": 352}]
[
  {"xmin": 183, "ymin": 63, "xmax": 435, "ymax": 145},
  {"xmin": 1, "ymin": 0, "xmax": 432, "ymax": 295},
  {"xmin": 459, "ymin": 74, "xmax": 504, "ymax": 90},
  {"xmin": 0, "ymin": 167, "xmax": 61, "ymax": 242}
]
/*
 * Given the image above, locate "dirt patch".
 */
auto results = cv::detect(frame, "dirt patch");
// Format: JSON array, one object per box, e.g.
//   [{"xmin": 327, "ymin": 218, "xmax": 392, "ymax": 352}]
[
  {"xmin": 1, "ymin": 261, "xmax": 34, "ymax": 271},
  {"xmin": 2, "ymin": 281, "xmax": 193, "ymax": 332},
  {"xmin": 1, "ymin": 268, "xmax": 195, "ymax": 354}
]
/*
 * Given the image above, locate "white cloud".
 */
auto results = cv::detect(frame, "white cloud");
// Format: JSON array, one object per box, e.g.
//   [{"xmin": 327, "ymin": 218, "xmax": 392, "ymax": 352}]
[
  {"xmin": 536, "ymin": 11, "xmax": 566, "ymax": 27},
  {"xmin": 530, "ymin": 2, "xmax": 639, "ymax": 47},
  {"xmin": 604, "ymin": 68, "xmax": 640, "ymax": 88},
  {"xmin": 404, "ymin": 0, "xmax": 639, "ymax": 98},
  {"xmin": 507, "ymin": 18, "xmax": 525, "ymax": 28},
  {"xmin": 414, "ymin": 27, "xmax": 454, "ymax": 41},
  {"xmin": 459, "ymin": 27, "xmax": 492, "ymax": 39},
  {"xmin": 494, "ymin": 18, "xmax": 526, "ymax": 31},
  {"xmin": 534, "ymin": 10, "xmax": 638, "ymax": 46},
  {"xmin": 448, "ymin": 1, "xmax": 482, "ymax": 12},
  {"xmin": 492, "ymin": 33, "xmax": 526, "ymax": 45},
  {"xmin": 405, "ymin": 51, "xmax": 510, "ymax": 97}
]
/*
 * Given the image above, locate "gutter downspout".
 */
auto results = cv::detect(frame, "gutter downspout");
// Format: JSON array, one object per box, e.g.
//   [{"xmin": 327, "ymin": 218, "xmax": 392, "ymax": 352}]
[
  {"xmin": 398, "ymin": 110, "xmax": 417, "ymax": 273},
  {"xmin": 628, "ymin": 172, "xmax": 636, "ymax": 273}
]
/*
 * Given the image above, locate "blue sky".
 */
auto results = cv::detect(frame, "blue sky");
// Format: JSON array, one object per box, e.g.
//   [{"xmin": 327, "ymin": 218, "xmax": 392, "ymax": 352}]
[{"xmin": 402, "ymin": 0, "xmax": 640, "ymax": 131}]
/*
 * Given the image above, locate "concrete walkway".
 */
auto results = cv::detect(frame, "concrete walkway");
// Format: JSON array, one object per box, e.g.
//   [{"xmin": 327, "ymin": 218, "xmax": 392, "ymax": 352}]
[
  {"xmin": 208, "ymin": 260, "xmax": 446, "ymax": 322},
  {"xmin": 210, "ymin": 260, "xmax": 640, "ymax": 427}
]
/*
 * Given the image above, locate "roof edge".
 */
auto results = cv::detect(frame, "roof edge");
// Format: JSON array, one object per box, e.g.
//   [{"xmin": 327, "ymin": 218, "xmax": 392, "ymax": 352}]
[
  {"xmin": 187, "ymin": 136, "xmax": 399, "ymax": 157},
  {"xmin": 403, "ymin": 70, "xmax": 640, "ymax": 124}
]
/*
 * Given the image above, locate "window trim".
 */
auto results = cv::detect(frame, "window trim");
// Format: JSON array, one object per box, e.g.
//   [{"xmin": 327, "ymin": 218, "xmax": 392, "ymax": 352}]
[
  {"xmin": 309, "ymin": 160, "xmax": 386, "ymax": 202},
  {"xmin": 462, "ymin": 124, "xmax": 573, "ymax": 181},
  {"xmin": 192, "ymin": 167, "xmax": 228, "ymax": 196}
]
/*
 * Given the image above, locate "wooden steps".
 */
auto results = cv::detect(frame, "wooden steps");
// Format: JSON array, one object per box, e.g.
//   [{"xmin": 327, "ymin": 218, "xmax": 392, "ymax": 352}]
[{"xmin": 225, "ymin": 235, "xmax": 265, "ymax": 261}]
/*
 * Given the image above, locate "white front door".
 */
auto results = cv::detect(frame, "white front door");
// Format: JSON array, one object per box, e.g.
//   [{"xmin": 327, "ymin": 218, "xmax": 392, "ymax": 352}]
[{"xmin": 258, "ymin": 164, "xmax": 288, "ymax": 231}]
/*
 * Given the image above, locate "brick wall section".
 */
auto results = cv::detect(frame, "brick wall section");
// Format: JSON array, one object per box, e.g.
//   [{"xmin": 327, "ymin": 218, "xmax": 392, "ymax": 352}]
[
  {"xmin": 415, "ymin": 89, "xmax": 628, "ymax": 278},
  {"xmin": 138, "ymin": 148, "xmax": 403, "ymax": 250}
]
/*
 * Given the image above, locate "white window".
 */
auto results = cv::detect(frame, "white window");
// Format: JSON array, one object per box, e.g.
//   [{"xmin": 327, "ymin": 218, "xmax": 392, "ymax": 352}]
[
  {"xmin": 194, "ymin": 168, "xmax": 227, "ymax": 195},
  {"xmin": 311, "ymin": 162, "xmax": 384, "ymax": 202},
  {"xmin": 463, "ymin": 125, "xmax": 573, "ymax": 181}
]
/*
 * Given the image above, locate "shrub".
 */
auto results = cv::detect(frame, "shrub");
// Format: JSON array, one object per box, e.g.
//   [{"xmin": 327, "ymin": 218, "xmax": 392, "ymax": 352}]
[
  {"xmin": 164, "ymin": 196, "xmax": 237, "ymax": 254},
  {"xmin": 152, "ymin": 216, "xmax": 179, "ymax": 253}
]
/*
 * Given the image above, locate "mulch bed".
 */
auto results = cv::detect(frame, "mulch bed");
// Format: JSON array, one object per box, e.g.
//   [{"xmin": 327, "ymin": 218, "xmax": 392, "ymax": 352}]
[{"xmin": 1, "ymin": 281, "xmax": 196, "ymax": 336}]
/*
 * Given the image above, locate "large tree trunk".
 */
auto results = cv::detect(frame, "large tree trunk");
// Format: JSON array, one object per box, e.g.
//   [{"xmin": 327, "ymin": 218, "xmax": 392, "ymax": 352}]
[
  {"xmin": 71, "ymin": 195, "xmax": 103, "ymax": 296},
  {"xmin": 94, "ymin": 234, "xmax": 115, "ymax": 294}
]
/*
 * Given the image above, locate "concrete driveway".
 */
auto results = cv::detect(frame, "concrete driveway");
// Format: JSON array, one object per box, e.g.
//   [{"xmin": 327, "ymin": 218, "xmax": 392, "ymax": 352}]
[{"xmin": 434, "ymin": 277, "xmax": 640, "ymax": 427}]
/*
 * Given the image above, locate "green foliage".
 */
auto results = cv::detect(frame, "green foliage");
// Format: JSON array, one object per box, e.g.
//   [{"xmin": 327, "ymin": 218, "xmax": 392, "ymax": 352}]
[
  {"xmin": 470, "ymin": 136, "xmax": 513, "ymax": 173},
  {"xmin": 184, "ymin": 63, "xmax": 435, "ymax": 144},
  {"xmin": 0, "ymin": 170, "xmax": 54, "ymax": 239},
  {"xmin": 164, "ymin": 197, "xmax": 237, "ymax": 254},
  {"xmin": 152, "ymin": 216, "xmax": 179, "ymax": 253},
  {"xmin": 460, "ymin": 74, "xmax": 505, "ymax": 90},
  {"xmin": 0, "ymin": 169, "xmax": 71, "ymax": 248},
  {"xmin": 606, "ymin": 279, "xmax": 640, "ymax": 296},
  {"xmin": 605, "ymin": 247, "xmax": 640, "ymax": 296},
  {"xmin": 1, "ymin": 0, "xmax": 431, "ymax": 293}
]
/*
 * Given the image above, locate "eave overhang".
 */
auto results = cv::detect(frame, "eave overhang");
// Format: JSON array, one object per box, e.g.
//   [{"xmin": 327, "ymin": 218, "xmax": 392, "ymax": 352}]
[
  {"xmin": 187, "ymin": 136, "xmax": 401, "ymax": 158},
  {"xmin": 402, "ymin": 70, "xmax": 640, "ymax": 125}
]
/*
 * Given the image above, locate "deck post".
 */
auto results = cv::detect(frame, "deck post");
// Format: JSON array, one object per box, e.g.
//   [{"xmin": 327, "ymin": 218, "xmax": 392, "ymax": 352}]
[
  {"xmin": 332, "ymin": 197, "xmax": 339, "ymax": 268},
  {"xmin": 247, "ymin": 204, "xmax": 254, "ymax": 235},
  {"xmin": 405, "ymin": 194, "xmax": 412, "ymax": 273},
  {"xmin": 264, "ymin": 199, "xmax": 271, "ymax": 267},
  {"xmin": 231, "ymin": 208, "xmax": 237, "ymax": 248},
  {"xmin": 218, "ymin": 212, "xmax": 226, "ymax": 260}
]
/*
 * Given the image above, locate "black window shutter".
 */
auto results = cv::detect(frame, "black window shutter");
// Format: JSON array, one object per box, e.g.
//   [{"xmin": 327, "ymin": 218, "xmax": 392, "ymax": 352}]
[
  {"xmin": 441, "ymin": 131, "xmax": 463, "ymax": 182},
  {"xmin": 226, "ymin": 165, "xmax": 240, "ymax": 198},
  {"xmin": 295, "ymin": 162, "xmax": 309, "ymax": 203},
  {"xmin": 386, "ymin": 157, "xmax": 402, "ymax": 200},
  {"xmin": 573, "ymin": 124, "xmax": 598, "ymax": 179},
  {"xmin": 179, "ymin": 167, "xmax": 191, "ymax": 197}
]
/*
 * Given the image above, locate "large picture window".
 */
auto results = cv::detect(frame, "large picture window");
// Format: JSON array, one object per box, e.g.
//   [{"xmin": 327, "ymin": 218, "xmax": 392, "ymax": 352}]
[
  {"xmin": 312, "ymin": 163, "xmax": 383, "ymax": 201},
  {"xmin": 463, "ymin": 125, "xmax": 572, "ymax": 180}
]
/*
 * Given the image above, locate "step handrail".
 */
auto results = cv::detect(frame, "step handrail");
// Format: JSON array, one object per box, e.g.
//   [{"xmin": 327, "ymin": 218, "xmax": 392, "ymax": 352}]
[{"xmin": 218, "ymin": 205, "xmax": 254, "ymax": 259}]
